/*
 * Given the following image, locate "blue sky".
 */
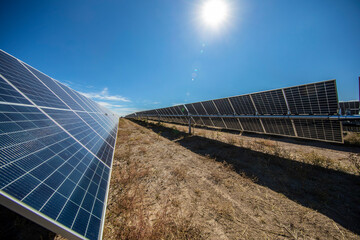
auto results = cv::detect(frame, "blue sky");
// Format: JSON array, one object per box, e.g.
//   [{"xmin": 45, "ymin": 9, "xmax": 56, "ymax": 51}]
[{"xmin": 1, "ymin": 0, "xmax": 359, "ymax": 116}]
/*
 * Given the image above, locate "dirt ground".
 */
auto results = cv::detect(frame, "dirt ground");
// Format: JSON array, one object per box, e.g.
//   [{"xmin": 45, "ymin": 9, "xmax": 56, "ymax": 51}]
[
  {"xmin": 102, "ymin": 118, "xmax": 360, "ymax": 240},
  {"xmin": 2, "ymin": 118, "xmax": 360, "ymax": 239}
]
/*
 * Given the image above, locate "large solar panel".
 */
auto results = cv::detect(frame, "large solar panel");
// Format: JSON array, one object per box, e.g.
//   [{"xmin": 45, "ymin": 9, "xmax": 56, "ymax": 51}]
[
  {"xmin": 0, "ymin": 50, "xmax": 118, "ymax": 240},
  {"xmin": 128, "ymin": 80, "xmax": 344, "ymax": 143},
  {"xmin": 283, "ymin": 80, "xmax": 338, "ymax": 115},
  {"xmin": 293, "ymin": 119, "xmax": 342, "ymax": 142},
  {"xmin": 251, "ymin": 89, "xmax": 288, "ymax": 115}
]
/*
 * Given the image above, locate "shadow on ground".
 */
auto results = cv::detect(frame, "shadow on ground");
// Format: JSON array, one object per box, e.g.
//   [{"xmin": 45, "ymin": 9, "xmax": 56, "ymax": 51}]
[
  {"xmin": 0, "ymin": 204, "xmax": 55, "ymax": 240},
  {"xmin": 131, "ymin": 119, "xmax": 360, "ymax": 235},
  {"xmin": 147, "ymin": 120, "xmax": 360, "ymax": 154}
]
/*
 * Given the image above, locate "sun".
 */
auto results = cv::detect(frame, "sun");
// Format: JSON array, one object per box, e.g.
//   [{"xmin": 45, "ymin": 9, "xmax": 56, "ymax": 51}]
[{"xmin": 201, "ymin": 0, "xmax": 229, "ymax": 28}]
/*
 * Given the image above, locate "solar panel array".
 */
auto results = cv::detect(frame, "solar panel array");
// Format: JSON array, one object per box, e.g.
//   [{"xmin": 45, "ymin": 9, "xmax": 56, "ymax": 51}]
[
  {"xmin": 127, "ymin": 80, "xmax": 343, "ymax": 143},
  {"xmin": 0, "ymin": 50, "xmax": 118, "ymax": 240},
  {"xmin": 339, "ymin": 101, "xmax": 360, "ymax": 132},
  {"xmin": 339, "ymin": 101, "xmax": 359, "ymax": 115}
]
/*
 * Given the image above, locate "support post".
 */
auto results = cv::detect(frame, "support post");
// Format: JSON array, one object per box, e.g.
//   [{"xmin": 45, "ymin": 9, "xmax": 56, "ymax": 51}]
[{"xmin": 188, "ymin": 117, "xmax": 192, "ymax": 134}]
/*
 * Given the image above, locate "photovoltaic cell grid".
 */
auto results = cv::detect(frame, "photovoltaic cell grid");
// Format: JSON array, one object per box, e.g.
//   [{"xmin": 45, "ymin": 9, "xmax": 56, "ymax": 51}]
[
  {"xmin": 129, "ymin": 80, "xmax": 343, "ymax": 143},
  {"xmin": 0, "ymin": 49, "xmax": 118, "ymax": 240}
]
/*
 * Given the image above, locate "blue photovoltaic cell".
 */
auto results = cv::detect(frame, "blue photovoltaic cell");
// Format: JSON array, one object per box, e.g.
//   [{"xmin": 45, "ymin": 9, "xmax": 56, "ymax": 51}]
[
  {"xmin": 24, "ymin": 63, "xmax": 85, "ymax": 111},
  {"xmin": 77, "ymin": 112, "xmax": 115, "ymax": 146},
  {"xmin": 0, "ymin": 50, "xmax": 118, "ymax": 240},
  {"xmin": 72, "ymin": 92, "xmax": 100, "ymax": 113},
  {"xmin": 0, "ymin": 103, "xmax": 110, "ymax": 238},
  {"xmin": 43, "ymin": 109, "xmax": 114, "ymax": 167},
  {"xmin": 90, "ymin": 113, "xmax": 117, "ymax": 144},
  {"xmin": 0, "ymin": 77, "xmax": 31, "ymax": 105},
  {"xmin": 0, "ymin": 50, "xmax": 68, "ymax": 109},
  {"xmin": 56, "ymin": 83, "xmax": 94, "ymax": 112}
]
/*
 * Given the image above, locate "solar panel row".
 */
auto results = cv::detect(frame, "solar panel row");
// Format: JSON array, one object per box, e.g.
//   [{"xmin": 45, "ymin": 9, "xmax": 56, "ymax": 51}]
[
  {"xmin": 339, "ymin": 101, "xmax": 360, "ymax": 132},
  {"xmin": 339, "ymin": 101, "xmax": 360, "ymax": 115},
  {"xmin": 0, "ymin": 50, "xmax": 118, "ymax": 240},
  {"xmin": 128, "ymin": 80, "xmax": 343, "ymax": 143},
  {"xmin": 342, "ymin": 125, "xmax": 360, "ymax": 132}
]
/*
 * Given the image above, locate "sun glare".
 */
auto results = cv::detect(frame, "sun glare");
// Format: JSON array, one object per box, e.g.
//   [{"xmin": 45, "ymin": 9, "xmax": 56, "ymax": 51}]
[{"xmin": 201, "ymin": 0, "xmax": 229, "ymax": 28}]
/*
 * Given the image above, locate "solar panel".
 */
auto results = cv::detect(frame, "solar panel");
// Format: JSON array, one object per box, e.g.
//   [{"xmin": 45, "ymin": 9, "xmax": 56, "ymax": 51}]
[
  {"xmin": 192, "ymin": 102, "xmax": 207, "ymax": 115},
  {"xmin": 190, "ymin": 117, "xmax": 203, "ymax": 125},
  {"xmin": 185, "ymin": 104, "xmax": 206, "ymax": 125},
  {"xmin": 23, "ymin": 63, "xmax": 85, "ymax": 111},
  {"xmin": 201, "ymin": 117, "xmax": 215, "ymax": 127},
  {"xmin": 170, "ymin": 106, "xmax": 187, "ymax": 124},
  {"xmin": 211, "ymin": 117, "xmax": 226, "ymax": 128},
  {"xmin": 223, "ymin": 118, "xmax": 242, "ymax": 130},
  {"xmin": 251, "ymin": 89, "xmax": 288, "ymax": 115},
  {"xmin": 293, "ymin": 119, "xmax": 342, "ymax": 142},
  {"xmin": 229, "ymin": 95, "xmax": 256, "ymax": 115},
  {"xmin": 184, "ymin": 103, "xmax": 197, "ymax": 115},
  {"xmin": 127, "ymin": 80, "xmax": 344, "ymax": 143},
  {"xmin": 239, "ymin": 118, "xmax": 264, "ymax": 133},
  {"xmin": 339, "ymin": 101, "xmax": 360, "ymax": 115},
  {"xmin": 168, "ymin": 107, "xmax": 185, "ymax": 124},
  {"xmin": 199, "ymin": 101, "xmax": 216, "ymax": 115},
  {"xmin": 213, "ymin": 98, "xmax": 236, "ymax": 115},
  {"xmin": 283, "ymin": 80, "xmax": 338, "ymax": 115},
  {"xmin": 342, "ymin": 125, "xmax": 360, "ymax": 132},
  {"xmin": 174, "ymin": 105, "xmax": 188, "ymax": 115},
  {"xmin": 0, "ymin": 77, "xmax": 31, "ymax": 105},
  {"xmin": 262, "ymin": 119, "xmax": 295, "ymax": 136},
  {"xmin": 163, "ymin": 107, "xmax": 177, "ymax": 123},
  {"xmin": 0, "ymin": 50, "xmax": 118, "ymax": 240},
  {"xmin": 0, "ymin": 51, "xmax": 69, "ymax": 109}
]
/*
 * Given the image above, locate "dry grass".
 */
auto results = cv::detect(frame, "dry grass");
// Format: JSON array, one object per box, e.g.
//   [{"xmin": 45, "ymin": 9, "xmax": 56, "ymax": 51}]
[
  {"xmin": 150, "ymin": 120, "xmax": 360, "ymax": 176},
  {"xmin": 102, "ymin": 119, "xmax": 360, "ymax": 240},
  {"xmin": 344, "ymin": 132, "xmax": 360, "ymax": 146},
  {"xmin": 171, "ymin": 166, "xmax": 187, "ymax": 182},
  {"xmin": 349, "ymin": 153, "xmax": 360, "ymax": 175},
  {"xmin": 302, "ymin": 151, "xmax": 332, "ymax": 168},
  {"xmin": 104, "ymin": 119, "xmax": 204, "ymax": 240}
]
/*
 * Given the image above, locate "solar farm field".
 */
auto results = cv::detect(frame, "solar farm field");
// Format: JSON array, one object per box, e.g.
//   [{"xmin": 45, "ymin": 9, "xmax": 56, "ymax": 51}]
[
  {"xmin": 2, "ymin": 118, "xmax": 360, "ymax": 239},
  {"xmin": 102, "ymin": 119, "xmax": 360, "ymax": 239},
  {"xmin": 1, "ymin": 49, "xmax": 359, "ymax": 240}
]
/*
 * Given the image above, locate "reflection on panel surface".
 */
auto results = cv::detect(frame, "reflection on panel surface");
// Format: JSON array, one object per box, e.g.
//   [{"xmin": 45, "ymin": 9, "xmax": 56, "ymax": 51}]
[
  {"xmin": 0, "ymin": 49, "xmax": 118, "ymax": 240},
  {"xmin": 0, "ymin": 51, "xmax": 68, "ymax": 109}
]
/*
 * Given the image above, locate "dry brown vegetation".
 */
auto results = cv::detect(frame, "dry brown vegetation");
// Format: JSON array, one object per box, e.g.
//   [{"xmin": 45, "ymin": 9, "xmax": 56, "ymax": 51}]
[
  {"xmin": 104, "ymin": 119, "xmax": 204, "ymax": 240},
  {"xmin": 154, "ymin": 120, "xmax": 360, "ymax": 176},
  {"xmin": 344, "ymin": 132, "xmax": 360, "ymax": 146},
  {"xmin": 102, "ymin": 118, "xmax": 360, "ymax": 240}
]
